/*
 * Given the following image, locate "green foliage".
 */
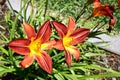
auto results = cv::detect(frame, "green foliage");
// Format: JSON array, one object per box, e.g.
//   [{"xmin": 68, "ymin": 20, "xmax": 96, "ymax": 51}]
[{"xmin": 0, "ymin": 65, "xmax": 15, "ymax": 76}]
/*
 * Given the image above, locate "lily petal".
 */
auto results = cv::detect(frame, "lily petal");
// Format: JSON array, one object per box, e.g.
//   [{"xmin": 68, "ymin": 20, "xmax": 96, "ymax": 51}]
[
  {"xmin": 65, "ymin": 46, "xmax": 80, "ymax": 67},
  {"xmin": 66, "ymin": 46, "xmax": 80, "ymax": 62},
  {"xmin": 94, "ymin": 0, "xmax": 102, "ymax": 8},
  {"xmin": 68, "ymin": 17, "xmax": 75, "ymax": 33},
  {"xmin": 52, "ymin": 21, "xmax": 67, "ymax": 38},
  {"xmin": 35, "ymin": 51, "xmax": 52, "ymax": 74},
  {"xmin": 65, "ymin": 50, "xmax": 72, "ymax": 68},
  {"xmin": 109, "ymin": 16, "xmax": 116, "ymax": 27},
  {"xmin": 23, "ymin": 22, "xmax": 36, "ymax": 39},
  {"xmin": 105, "ymin": 5, "xmax": 115, "ymax": 14},
  {"xmin": 8, "ymin": 39, "xmax": 30, "ymax": 55},
  {"xmin": 108, "ymin": 16, "xmax": 116, "ymax": 32},
  {"xmin": 118, "ymin": 0, "xmax": 120, "ymax": 8},
  {"xmin": 92, "ymin": 5, "xmax": 115, "ymax": 18},
  {"xmin": 41, "ymin": 40, "xmax": 56, "ymax": 50},
  {"xmin": 70, "ymin": 28, "xmax": 90, "ymax": 45},
  {"xmin": 36, "ymin": 20, "xmax": 51, "ymax": 43},
  {"xmin": 9, "ymin": 39, "xmax": 30, "ymax": 47},
  {"xmin": 53, "ymin": 40, "xmax": 64, "ymax": 50},
  {"xmin": 20, "ymin": 55, "xmax": 34, "ymax": 68},
  {"xmin": 92, "ymin": 6, "xmax": 111, "ymax": 17},
  {"xmin": 9, "ymin": 46, "xmax": 30, "ymax": 55}
]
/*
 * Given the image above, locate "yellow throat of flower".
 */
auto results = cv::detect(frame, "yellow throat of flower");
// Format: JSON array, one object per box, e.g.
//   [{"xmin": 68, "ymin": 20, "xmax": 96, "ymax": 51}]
[
  {"xmin": 28, "ymin": 38, "xmax": 41, "ymax": 56},
  {"xmin": 63, "ymin": 36, "xmax": 73, "ymax": 47}
]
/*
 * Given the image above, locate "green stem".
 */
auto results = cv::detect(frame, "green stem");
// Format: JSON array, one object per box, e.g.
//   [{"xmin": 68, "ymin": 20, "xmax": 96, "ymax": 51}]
[
  {"xmin": 96, "ymin": 22, "xmax": 106, "ymax": 31},
  {"xmin": 44, "ymin": 0, "xmax": 48, "ymax": 20},
  {"xmin": 91, "ymin": 17, "xmax": 106, "ymax": 32},
  {"xmin": 7, "ymin": 0, "xmax": 14, "ymax": 14},
  {"xmin": 91, "ymin": 22, "xmax": 100, "ymax": 32},
  {"xmin": 75, "ymin": 5, "xmax": 87, "ymax": 23}
]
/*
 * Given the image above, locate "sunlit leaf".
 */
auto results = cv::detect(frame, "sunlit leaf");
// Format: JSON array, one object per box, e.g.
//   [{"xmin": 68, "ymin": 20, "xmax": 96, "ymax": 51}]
[{"xmin": 0, "ymin": 46, "xmax": 8, "ymax": 56}]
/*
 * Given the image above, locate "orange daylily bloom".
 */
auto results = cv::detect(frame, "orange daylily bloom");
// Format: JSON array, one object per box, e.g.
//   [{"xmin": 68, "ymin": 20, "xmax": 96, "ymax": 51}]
[
  {"xmin": 52, "ymin": 17, "xmax": 90, "ymax": 67},
  {"xmin": 87, "ymin": 0, "xmax": 116, "ymax": 32},
  {"xmin": 91, "ymin": 6, "xmax": 114, "ymax": 17},
  {"xmin": 9, "ymin": 21, "xmax": 55, "ymax": 74}
]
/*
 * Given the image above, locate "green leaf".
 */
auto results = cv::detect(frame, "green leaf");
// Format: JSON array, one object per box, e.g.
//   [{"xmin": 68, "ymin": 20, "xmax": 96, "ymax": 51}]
[
  {"xmin": 79, "ymin": 72, "xmax": 120, "ymax": 80},
  {"xmin": 0, "ymin": 56, "xmax": 9, "ymax": 65},
  {"xmin": 0, "ymin": 40, "xmax": 7, "ymax": 43},
  {"xmin": 88, "ymin": 31, "xmax": 106, "ymax": 38},
  {"xmin": 71, "ymin": 66, "xmax": 90, "ymax": 73},
  {"xmin": 83, "ymin": 64, "xmax": 117, "ymax": 73},
  {"xmin": 0, "ymin": 32, "xmax": 9, "ymax": 42},
  {"xmin": 0, "ymin": 65, "xmax": 15, "ymax": 76},
  {"xmin": 0, "ymin": 46, "xmax": 8, "ymax": 56},
  {"xmin": 54, "ymin": 73, "xmax": 65, "ymax": 80},
  {"xmin": 85, "ymin": 53, "xmax": 106, "ymax": 57},
  {"xmin": 62, "ymin": 73, "xmax": 81, "ymax": 80}
]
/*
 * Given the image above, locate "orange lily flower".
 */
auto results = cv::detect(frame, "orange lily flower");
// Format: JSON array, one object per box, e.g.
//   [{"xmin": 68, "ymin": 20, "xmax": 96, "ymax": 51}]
[
  {"xmin": 87, "ymin": 0, "xmax": 116, "ymax": 32},
  {"xmin": 8, "ymin": 21, "xmax": 55, "ymax": 74},
  {"xmin": 52, "ymin": 17, "xmax": 90, "ymax": 67}
]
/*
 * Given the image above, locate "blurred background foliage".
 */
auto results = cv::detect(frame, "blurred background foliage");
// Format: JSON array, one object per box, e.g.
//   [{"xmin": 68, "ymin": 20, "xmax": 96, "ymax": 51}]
[{"xmin": 46, "ymin": 0, "xmax": 120, "ymax": 31}]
